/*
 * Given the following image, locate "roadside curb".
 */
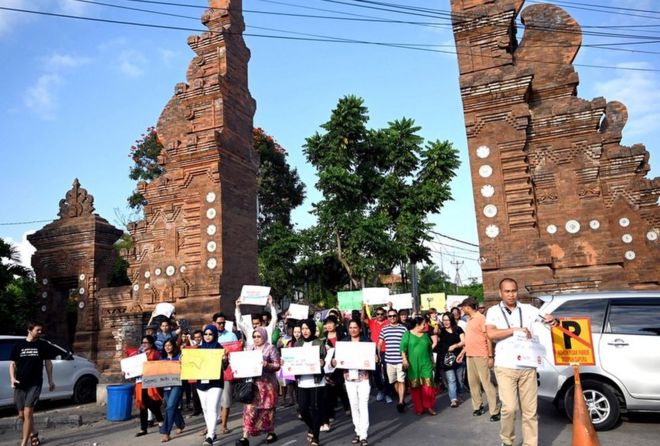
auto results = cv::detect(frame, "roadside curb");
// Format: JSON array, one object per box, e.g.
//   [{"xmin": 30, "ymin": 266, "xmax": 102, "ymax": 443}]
[{"xmin": 0, "ymin": 414, "xmax": 84, "ymax": 431}]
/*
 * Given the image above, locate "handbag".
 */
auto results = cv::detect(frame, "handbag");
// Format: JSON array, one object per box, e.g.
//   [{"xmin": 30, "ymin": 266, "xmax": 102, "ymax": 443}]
[
  {"xmin": 443, "ymin": 352, "xmax": 457, "ymax": 368},
  {"xmin": 235, "ymin": 378, "xmax": 256, "ymax": 404}
]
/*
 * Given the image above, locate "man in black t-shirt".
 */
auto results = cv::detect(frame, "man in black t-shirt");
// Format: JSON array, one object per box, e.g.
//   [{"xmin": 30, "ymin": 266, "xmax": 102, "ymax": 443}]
[{"xmin": 9, "ymin": 322, "xmax": 57, "ymax": 446}]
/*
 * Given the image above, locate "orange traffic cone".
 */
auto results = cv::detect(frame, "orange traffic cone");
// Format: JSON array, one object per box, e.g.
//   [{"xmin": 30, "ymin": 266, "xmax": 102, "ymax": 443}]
[{"xmin": 572, "ymin": 364, "xmax": 601, "ymax": 446}]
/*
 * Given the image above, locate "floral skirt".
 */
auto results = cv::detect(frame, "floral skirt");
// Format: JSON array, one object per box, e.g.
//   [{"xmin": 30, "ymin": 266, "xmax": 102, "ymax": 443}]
[{"xmin": 243, "ymin": 406, "xmax": 276, "ymax": 436}]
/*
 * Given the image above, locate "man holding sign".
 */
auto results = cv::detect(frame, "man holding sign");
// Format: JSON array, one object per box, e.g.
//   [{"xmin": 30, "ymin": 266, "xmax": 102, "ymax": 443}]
[
  {"xmin": 235, "ymin": 294, "xmax": 278, "ymax": 347},
  {"xmin": 485, "ymin": 278, "xmax": 558, "ymax": 446}
]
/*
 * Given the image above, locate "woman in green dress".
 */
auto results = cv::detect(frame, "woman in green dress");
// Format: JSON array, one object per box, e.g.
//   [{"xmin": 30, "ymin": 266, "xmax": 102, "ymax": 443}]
[{"xmin": 400, "ymin": 316, "xmax": 437, "ymax": 415}]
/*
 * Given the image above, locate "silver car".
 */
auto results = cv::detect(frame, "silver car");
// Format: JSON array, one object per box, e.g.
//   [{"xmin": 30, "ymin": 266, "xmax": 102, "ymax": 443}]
[
  {"xmin": 535, "ymin": 291, "xmax": 660, "ymax": 430},
  {"xmin": 0, "ymin": 335, "xmax": 100, "ymax": 408}
]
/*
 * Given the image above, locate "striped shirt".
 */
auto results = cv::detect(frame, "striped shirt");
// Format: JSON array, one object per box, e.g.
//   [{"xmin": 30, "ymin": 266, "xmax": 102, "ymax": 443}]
[{"xmin": 379, "ymin": 324, "xmax": 408, "ymax": 364}]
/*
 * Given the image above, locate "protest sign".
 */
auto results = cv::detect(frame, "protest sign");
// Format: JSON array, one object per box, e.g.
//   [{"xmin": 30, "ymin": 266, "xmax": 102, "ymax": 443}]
[
  {"xmin": 337, "ymin": 290, "xmax": 364, "ymax": 311},
  {"xmin": 420, "ymin": 292, "xmax": 446, "ymax": 311},
  {"xmin": 446, "ymin": 295, "xmax": 467, "ymax": 310},
  {"xmin": 334, "ymin": 342, "xmax": 376, "ymax": 370},
  {"xmin": 390, "ymin": 293, "xmax": 413, "ymax": 310},
  {"xmin": 509, "ymin": 332, "xmax": 546, "ymax": 368},
  {"xmin": 287, "ymin": 303, "xmax": 309, "ymax": 320},
  {"xmin": 120, "ymin": 353, "xmax": 147, "ymax": 379},
  {"xmin": 281, "ymin": 345, "xmax": 321, "ymax": 375},
  {"xmin": 362, "ymin": 287, "xmax": 390, "ymax": 306},
  {"xmin": 142, "ymin": 361, "xmax": 181, "ymax": 388},
  {"xmin": 180, "ymin": 349, "xmax": 224, "ymax": 380},
  {"xmin": 229, "ymin": 350, "xmax": 264, "ymax": 378},
  {"xmin": 240, "ymin": 285, "xmax": 271, "ymax": 306},
  {"xmin": 324, "ymin": 348, "xmax": 335, "ymax": 374}
]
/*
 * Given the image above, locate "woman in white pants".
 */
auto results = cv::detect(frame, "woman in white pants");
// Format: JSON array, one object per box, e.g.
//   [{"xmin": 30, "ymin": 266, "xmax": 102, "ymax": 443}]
[
  {"xmin": 195, "ymin": 324, "xmax": 223, "ymax": 446},
  {"xmin": 333, "ymin": 319, "xmax": 374, "ymax": 446}
]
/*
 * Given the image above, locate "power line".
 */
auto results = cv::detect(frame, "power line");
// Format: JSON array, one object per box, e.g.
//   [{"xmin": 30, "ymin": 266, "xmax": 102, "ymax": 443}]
[
  {"xmin": 429, "ymin": 230, "xmax": 479, "ymax": 248},
  {"xmin": 428, "ymin": 247, "xmax": 479, "ymax": 262},
  {"xmin": 428, "ymin": 238, "xmax": 480, "ymax": 254}
]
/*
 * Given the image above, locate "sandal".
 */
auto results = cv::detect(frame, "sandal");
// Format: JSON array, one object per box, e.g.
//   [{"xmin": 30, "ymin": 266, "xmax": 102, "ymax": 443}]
[
  {"xmin": 266, "ymin": 433, "xmax": 278, "ymax": 443},
  {"xmin": 161, "ymin": 435, "xmax": 170, "ymax": 443},
  {"xmin": 30, "ymin": 433, "xmax": 41, "ymax": 446},
  {"xmin": 352, "ymin": 435, "xmax": 360, "ymax": 444},
  {"xmin": 306, "ymin": 432, "xmax": 313, "ymax": 442},
  {"xmin": 222, "ymin": 427, "xmax": 231, "ymax": 435},
  {"xmin": 360, "ymin": 441, "xmax": 369, "ymax": 446},
  {"xmin": 135, "ymin": 431, "xmax": 148, "ymax": 437},
  {"xmin": 311, "ymin": 442, "xmax": 320, "ymax": 446}
]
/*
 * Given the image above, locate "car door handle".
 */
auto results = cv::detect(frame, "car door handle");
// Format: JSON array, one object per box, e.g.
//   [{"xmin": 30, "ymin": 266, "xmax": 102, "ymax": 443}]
[{"xmin": 607, "ymin": 339, "xmax": 629, "ymax": 347}]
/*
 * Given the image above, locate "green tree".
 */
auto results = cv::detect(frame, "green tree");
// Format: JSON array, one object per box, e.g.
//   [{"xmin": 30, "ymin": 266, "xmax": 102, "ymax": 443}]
[
  {"xmin": 304, "ymin": 95, "xmax": 461, "ymax": 288},
  {"xmin": 0, "ymin": 238, "xmax": 39, "ymax": 334},
  {"xmin": 418, "ymin": 264, "xmax": 451, "ymax": 294},
  {"xmin": 458, "ymin": 277, "xmax": 485, "ymax": 302},
  {"xmin": 127, "ymin": 127, "xmax": 164, "ymax": 209}
]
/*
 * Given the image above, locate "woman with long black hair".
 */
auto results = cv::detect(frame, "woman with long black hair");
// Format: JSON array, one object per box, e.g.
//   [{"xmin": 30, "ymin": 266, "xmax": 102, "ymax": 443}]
[
  {"xmin": 135, "ymin": 335, "xmax": 164, "ymax": 437},
  {"xmin": 159, "ymin": 339, "xmax": 184, "ymax": 442},
  {"xmin": 436, "ymin": 312, "xmax": 466, "ymax": 408}
]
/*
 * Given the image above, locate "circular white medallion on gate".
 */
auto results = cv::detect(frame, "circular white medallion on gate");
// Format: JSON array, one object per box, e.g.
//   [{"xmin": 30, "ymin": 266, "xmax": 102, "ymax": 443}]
[
  {"xmin": 485, "ymin": 224, "xmax": 500, "ymax": 238},
  {"xmin": 42, "ymin": 278, "xmax": 48, "ymax": 285},
  {"xmin": 41, "ymin": 305, "xmax": 47, "ymax": 312},
  {"xmin": 180, "ymin": 265, "xmax": 187, "ymax": 273},
  {"xmin": 546, "ymin": 224, "xmax": 557, "ymax": 235},
  {"xmin": 206, "ymin": 208, "xmax": 217, "ymax": 219},
  {"xmin": 155, "ymin": 268, "xmax": 162, "ymax": 276},
  {"xmin": 79, "ymin": 287, "xmax": 85, "ymax": 295},
  {"xmin": 207, "ymin": 241, "xmax": 217, "ymax": 252},
  {"xmin": 565, "ymin": 220, "xmax": 580, "ymax": 234},
  {"xmin": 622, "ymin": 234, "xmax": 633, "ymax": 244},
  {"xmin": 481, "ymin": 184, "xmax": 495, "ymax": 198},
  {"xmin": 476, "ymin": 146, "xmax": 490, "ymax": 159},
  {"xmin": 619, "ymin": 217, "xmax": 630, "ymax": 227},
  {"xmin": 133, "ymin": 284, "xmax": 140, "ymax": 291},
  {"xmin": 78, "ymin": 301, "xmax": 85, "ymax": 309},
  {"xmin": 166, "ymin": 265, "xmax": 176, "ymax": 276},
  {"xmin": 589, "ymin": 220, "xmax": 600, "ymax": 230},
  {"xmin": 647, "ymin": 230, "xmax": 658, "ymax": 241},
  {"xmin": 624, "ymin": 250, "xmax": 636, "ymax": 260},
  {"xmin": 207, "ymin": 224, "xmax": 217, "ymax": 236},
  {"xmin": 207, "ymin": 258, "xmax": 217, "ymax": 269},
  {"xmin": 79, "ymin": 273, "xmax": 85, "ymax": 281},
  {"xmin": 479, "ymin": 165, "xmax": 493, "ymax": 178},
  {"xmin": 483, "ymin": 204, "xmax": 498, "ymax": 218},
  {"xmin": 144, "ymin": 271, "xmax": 151, "ymax": 279},
  {"xmin": 206, "ymin": 192, "xmax": 216, "ymax": 203},
  {"xmin": 42, "ymin": 292, "xmax": 47, "ymax": 298}
]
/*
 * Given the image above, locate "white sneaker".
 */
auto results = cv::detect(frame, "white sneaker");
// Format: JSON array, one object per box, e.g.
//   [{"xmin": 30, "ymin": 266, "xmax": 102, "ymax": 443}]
[
  {"xmin": 376, "ymin": 391, "xmax": 384, "ymax": 401},
  {"xmin": 320, "ymin": 424, "xmax": 330, "ymax": 432},
  {"xmin": 385, "ymin": 396, "xmax": 393, "ymax": 404}
]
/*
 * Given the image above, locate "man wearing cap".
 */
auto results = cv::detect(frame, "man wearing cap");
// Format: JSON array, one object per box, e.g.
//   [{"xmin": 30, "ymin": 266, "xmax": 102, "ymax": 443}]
[{"xmin": 457, "ymin": 297, "xmax": 499, "ymax": 421}]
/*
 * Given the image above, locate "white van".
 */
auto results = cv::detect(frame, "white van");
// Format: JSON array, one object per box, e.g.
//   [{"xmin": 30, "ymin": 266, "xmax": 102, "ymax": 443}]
[{"xmin": 534, "ymin": 291, "xmax": 660, "ymax": 430}]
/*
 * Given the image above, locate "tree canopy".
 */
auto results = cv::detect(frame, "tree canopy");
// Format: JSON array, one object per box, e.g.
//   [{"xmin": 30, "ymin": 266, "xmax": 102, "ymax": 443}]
[
  {"xmin": 303, "ymin": 95, "xmax": 461, "ymax": 288},
  {"xmin": 0, "ymin": 238, "xmax": 39, "ymax": 334}
]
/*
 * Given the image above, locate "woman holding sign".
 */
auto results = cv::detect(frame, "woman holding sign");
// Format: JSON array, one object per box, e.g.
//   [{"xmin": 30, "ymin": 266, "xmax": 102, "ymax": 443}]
[
  {"xmin": 400, "ymin": 317, "xmax": 437, "ymax": 416},
  {"xmin": 294, "ymin": 319, "xmax": 327, "ymax": 446},
  {"xmin": 196, "ymin": 324, "xmax": 224, "ymax": 446},
  {"xmin": 159, "ymin": 339, "xmax": 184, "ymax": 442},
  {"xmin": 236, "ymin": 326, "xmax": 281, "ymax": 445}
]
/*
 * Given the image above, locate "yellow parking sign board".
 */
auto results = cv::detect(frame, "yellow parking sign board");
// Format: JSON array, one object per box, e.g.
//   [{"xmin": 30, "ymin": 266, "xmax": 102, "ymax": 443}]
[{"xmin": 551, "ymin": 317, "xmax": 596, "ymax": 366}]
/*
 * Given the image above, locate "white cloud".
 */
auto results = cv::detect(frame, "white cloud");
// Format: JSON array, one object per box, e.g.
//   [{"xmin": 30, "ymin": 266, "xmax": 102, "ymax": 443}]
[
  {"xmin": 118, "ymin": 49, "xmax": 147, "ymax": 77},
  {"xmin": 44, "ymin": 53, "xmax": 91, "ymax": 70},
  {"xmin": 158, "ymin": 48, "xmax": 178, "ymax": 66},
  {"xmin": 0, "ymin": 0, "xmax": 31, "ymax": 36},
  {"xmin": 592, "ymin": 62, "xmax": 660, "ymax": 140},
  {"xmin": 56, "ymin": 0, "xmax": 90, "ymax": 16},
  {"xmin": 25, "ymin": 73, "xmax": 62, "ymax": 120},
  {"xmin": 3, "ymin": 231, "xmax": 36, "ymax": 270}
]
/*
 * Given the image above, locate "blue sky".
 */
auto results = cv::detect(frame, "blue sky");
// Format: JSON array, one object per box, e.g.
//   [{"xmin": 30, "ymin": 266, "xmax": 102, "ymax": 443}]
[{"xmin": 1, "ymin": 0, "xmax": 658, "ymax": 283}]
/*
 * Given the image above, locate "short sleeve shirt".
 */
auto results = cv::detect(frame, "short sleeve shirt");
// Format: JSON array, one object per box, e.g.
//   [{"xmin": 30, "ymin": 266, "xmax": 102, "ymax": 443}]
[
  {"xmin": 486, "ymin": 302, "xmax": 541, "ymax": 369},
  {"xmin": 368, "ymin": 319, "xmax": 390, "ymax": 352},
  {"xmin": 464, "ymin": 312, "xmax": 489, "ymax": 357},
  {"xmin": 10, "ymin": 339, "xmax": 59, "ymax": 388},
  {"xmin": 379, "ymin": 324, "xmax": 408, "ymax": 364}
]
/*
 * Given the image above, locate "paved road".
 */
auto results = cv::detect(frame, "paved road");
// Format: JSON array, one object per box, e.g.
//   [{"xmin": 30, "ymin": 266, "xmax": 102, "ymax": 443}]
[{"xmin": 1, "ymin": 390, "xmax": 658, "ymax": 446}]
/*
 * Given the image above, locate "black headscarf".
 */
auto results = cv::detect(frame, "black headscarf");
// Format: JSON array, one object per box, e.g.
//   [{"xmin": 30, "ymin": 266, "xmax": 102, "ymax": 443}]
[{"xmin": 301, "ymin": 319, "xmax": 317, "ymax": 342}]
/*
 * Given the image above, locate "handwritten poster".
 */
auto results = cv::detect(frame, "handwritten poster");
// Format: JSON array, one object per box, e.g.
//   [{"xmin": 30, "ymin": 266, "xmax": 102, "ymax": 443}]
[
  {"xmin": 335, "ymin": 342, "xmax": 376, "ymax": 370},
  {"xmin": 362, "ymin": 287, "xmax": 390, "ymax": 306},
  {"xmin": 287, "ymin": 303, "xmax": 309, "ymax": 320},
  {"xmin": 240, "ymin": 285, "xmax": 271, "ymax": 306},
  {"xmin": 338, "ymin": 291, "xmax": 363, "ymax": 311},
  {"xmin": 390, "ymin": 293, "xmax": 413, "ymax": 310},
  {"xmin": 229, "ymin": 350, "xmax": 264, "ymax": 378},
  {"xmin": 142, "ymin": 361, "xmax": 181, "ymax": 388},
  {"xmin": 281, "ymin": 345, "xmax": 321, "ymax": 375},
  {"xmin": 420, "ymin": 293, "xmax": 446, "ymax": 311},
  {"xmin": 120, "ymin": 353, "xmax": 147, "ymax": 379},
  {"xmin": 180, "ymin": 349, "xmax": 224, "ymax": 380}
]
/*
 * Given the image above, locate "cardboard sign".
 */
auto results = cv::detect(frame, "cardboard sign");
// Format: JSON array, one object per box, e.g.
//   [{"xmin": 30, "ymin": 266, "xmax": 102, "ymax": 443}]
[
  {"xmin": 240, "ymin": 285, "xmax": 271, "ymax": 306},
  {"xmin": 287, "ymin": 303, "xmax": 309, "ymax": 320},
  {"xmin": 420, "ymin": 292, "xmax": 446, "ymax": 311},
  {"xmin": 142, "ymin": 360, "xmax": 181, "ymax": 389},
  {"xmin": 180, "ymin": 349, "xmax": 224, "ymax": 380},
  {"xmin": 334, "ymin": 341, "xmax": 376, "ymax": 370},
  {"xmin": 362, "ymin": 287, "xmax": 390, "ymax": 306},
  {"xmin": 281, "ymin": 345, "xmax": 321, "ymax": 375},
  {"xmin": 390, "ymin": 293, "xmax": 413, "ymax": 310},
  {"xmin": 338, "ymin": 291, "xmax": 364, "ymax": 311},
  {"xmin": 229, "ymin": 350, "xmax": 264, "ymax": 378},
  {"xmin": 446, "ymin": 295, "xmax": 467, "ymax": 311},
  {"xmin": 120, "ymin": 353, "xmax": 147, "ymax": 379},
  {"xmin": 551, "ymin": 317, "xmax": 596, "ymax": 366}
]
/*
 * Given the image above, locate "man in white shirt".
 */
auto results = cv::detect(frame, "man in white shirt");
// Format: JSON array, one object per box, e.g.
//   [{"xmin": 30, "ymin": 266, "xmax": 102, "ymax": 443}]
[
  {"xmin": 485, "ymin": 278, "xmax": 558, "ymax": 446},
  {"xmin": 235, "ymin": 295, "xmax": 278, "ymax": 347}
]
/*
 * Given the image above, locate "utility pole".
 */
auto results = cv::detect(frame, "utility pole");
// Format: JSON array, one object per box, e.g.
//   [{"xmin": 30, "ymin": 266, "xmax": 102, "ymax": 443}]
[
  {"xmin": 450, "ymin": 260, "xmax": 464, "ymax": 294},
  {"xmin": 411, "ymin": 262, "xmax": 419, "ymax": 314}
]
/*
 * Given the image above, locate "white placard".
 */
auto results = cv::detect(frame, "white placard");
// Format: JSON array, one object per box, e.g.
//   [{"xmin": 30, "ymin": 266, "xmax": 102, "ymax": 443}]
[
  {"xmin": 509, "ymin": 332, "xmax": 546, "ymax": 368},
  {"xmin": 362, "ymin": 287, "xmax": 390, "ymax": 305},
  {"xmin": 240, "ymin": 285, "xmax": 271, "ymax": 306},
  {"xmin": 390, "ymin": 293, "xmax": 413, "ymax": 310},
  {"xmin": 241, "ymin": 314, "xmax": 254, "ymax": 329},
  {"xmin": 324, "ymin": 348, "xmax": 335, "ymax": 374},
  {"xmin": 446, "ymin": 295, "xmax": 467, "ymax": 311},
  {"xmin": 151, "ymin": 303, "xmax": 175, "ymax": 319},
  {"xmin": 287, "ymin": 303, "xmax": 309, "ymax": 320},
  {"xmin": 120, "ymin": 353, "xmax": 147, "ymax": 379},
  {"xmin": 224, "ymin": 320, "xmax": 234, "ymax": 333},
  {"xmin": 334, "ymin": 342, "xmax": 376, "ymax": 370},
  {"xmin": 229, "ymin": 350, "xmax": 264, "ymax": 378},
  {"xmin": 281, "ymin": 345, "xmax": 321, "ymax": 375}
]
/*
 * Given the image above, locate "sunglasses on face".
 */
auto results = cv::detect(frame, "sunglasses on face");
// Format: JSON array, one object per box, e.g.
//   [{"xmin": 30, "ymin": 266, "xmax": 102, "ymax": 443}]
[
  {"xmin": 388, "ymin": 314, "xmax": 398, "ymax": 318},
  {"xmin": 252, "ymin": 334, "xmax": 262, "ymax": 338},
  {"xmin": 216, "ymin": 321, "xmax": 225, "ymax": 325},
  {"xmin": 376, "ymin": 312, "xmax": 385, "ymax": 316}
]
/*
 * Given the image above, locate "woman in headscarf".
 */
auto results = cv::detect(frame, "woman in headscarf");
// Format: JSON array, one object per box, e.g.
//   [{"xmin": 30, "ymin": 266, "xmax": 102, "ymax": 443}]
[
  {"xmin": 294, "ymin": 319, "xmax": 327, "ymax": 446},
  {"xmin": 400, "ymin": 317, "xmax": 437, "ymax": 416},
  {"xmin": 236, "ymin": 326, "xmax": 281, "ymax": 445},
  {"xmin": 134, "ymin": 335, "xmax": 164, "ymax": 437},
  {"xmin": 195, "ymin": 324, "xmax": 224, "ymax": 446}
]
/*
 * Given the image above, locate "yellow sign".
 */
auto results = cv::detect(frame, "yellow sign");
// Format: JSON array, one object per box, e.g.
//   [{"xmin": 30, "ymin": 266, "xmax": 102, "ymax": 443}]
[
  {"xmin": 420, "ymin": 293, "xmax": 446, "ymax": 311},
  {"xmin": 180, "ymin": 349, "xmax": 224, "ymax": 380},
  {"xmin": 551, "ymin": 317, "xmax": 595, "ymax": 366}
]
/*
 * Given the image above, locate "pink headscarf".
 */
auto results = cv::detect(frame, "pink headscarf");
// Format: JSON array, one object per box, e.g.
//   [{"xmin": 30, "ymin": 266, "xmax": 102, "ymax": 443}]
[{"xmin": 253, "ymin": 326, "xmax": 269, "ymax": 346}]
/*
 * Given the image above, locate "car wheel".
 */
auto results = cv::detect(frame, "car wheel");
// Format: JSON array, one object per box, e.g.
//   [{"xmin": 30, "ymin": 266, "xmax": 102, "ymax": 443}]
[
  {"xmin": 563, "ymin": 379, "xmax": 621, "ymax": 431},
  {"xmin": 73, "ymin": 376, "xmax": 97, "ymax": 404}
]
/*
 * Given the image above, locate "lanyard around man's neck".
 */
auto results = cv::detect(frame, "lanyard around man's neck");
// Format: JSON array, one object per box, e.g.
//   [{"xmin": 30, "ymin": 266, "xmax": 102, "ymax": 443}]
[{"xmin": 499, "ymin": 303, "xmax": 522, "ymax": 329}]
